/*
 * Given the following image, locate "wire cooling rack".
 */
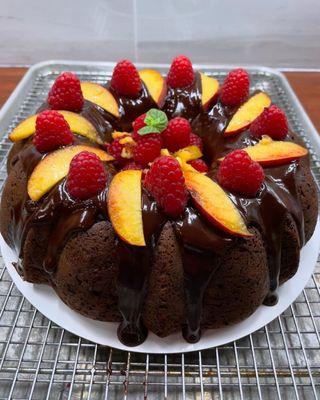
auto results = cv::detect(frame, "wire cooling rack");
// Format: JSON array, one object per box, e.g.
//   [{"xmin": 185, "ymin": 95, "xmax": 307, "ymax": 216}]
[{"xmin": 0, "ymin": 63, "xmax": 320, "ymax": 399}]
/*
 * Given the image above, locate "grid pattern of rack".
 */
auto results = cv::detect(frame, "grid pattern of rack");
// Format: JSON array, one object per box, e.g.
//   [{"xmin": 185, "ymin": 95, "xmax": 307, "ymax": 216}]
[{"xmin": 0, "ymin": 67, "xmax": 320, "ymax": 399}]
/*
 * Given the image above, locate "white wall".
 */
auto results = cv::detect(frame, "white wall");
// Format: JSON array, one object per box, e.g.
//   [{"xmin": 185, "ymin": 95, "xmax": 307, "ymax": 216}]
[{"xmin": 1, "ymin": 0, "xmax": 319, "ymax": 67}]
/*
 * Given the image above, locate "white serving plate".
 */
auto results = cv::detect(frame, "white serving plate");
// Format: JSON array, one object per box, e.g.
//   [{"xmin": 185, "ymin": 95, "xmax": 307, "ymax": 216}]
[{"xmin": 1, "ymin": 218, "xmax": 319, "ymax": 354}]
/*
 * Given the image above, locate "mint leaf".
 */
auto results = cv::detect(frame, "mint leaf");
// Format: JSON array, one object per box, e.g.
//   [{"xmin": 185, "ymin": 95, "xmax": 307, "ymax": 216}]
[
  {"xmin": 144, "ymin": 108, "xmax": 168, "ymax": 132},
  {"xmin": 138, "ymin": 126, "xmax": 161, "ymax": 136}
]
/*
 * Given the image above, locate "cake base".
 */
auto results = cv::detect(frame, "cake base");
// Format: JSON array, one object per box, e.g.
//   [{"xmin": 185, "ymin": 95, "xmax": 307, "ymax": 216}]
[{"xmin": 1, "ymin": 217, "xmax": 319, "ymax": 354}]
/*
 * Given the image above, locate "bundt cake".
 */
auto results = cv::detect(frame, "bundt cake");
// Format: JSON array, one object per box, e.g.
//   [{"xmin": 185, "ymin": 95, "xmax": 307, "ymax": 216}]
[{"xmin": 0, "ymin": 56, "xmax": 318, "ymax": 347}]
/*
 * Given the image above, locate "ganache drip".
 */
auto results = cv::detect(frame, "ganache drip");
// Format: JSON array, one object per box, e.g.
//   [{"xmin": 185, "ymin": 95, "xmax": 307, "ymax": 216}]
[{"xmin": 7, "ymin": 76, "xmax": 307, "ymax": 346}]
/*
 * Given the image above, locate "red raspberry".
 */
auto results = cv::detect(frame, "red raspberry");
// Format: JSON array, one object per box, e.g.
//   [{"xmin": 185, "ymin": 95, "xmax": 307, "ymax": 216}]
[
  {"xmin": 132, "ymin": 113, "xmax": 162, "ymax": 145},
  {"xmin": 145, "ymin": 156, "xmax": 188, "ymax": 218},
  {"xmin": 47, "ymin": 72, "xmax": 84, "ymax": 112},
  {"xmin": 66, "ymin": 151, "xmax": 107, "ymax": 200},
  {"xmin": 33, "ymin": 110, "xmax": 74, "ymax": 153},
  {"xmin": 189, "ymin": 159, "xmax": 208, "ymax": 173},
  {"xmin": 107, "ymin": 137, "xmax": 128, "ymax": 166},
  {"xmin": 162, "ymin": 117, "xmax": 191, "ymax": 152},
  {"xmin": 250, "ymin": 105, "xmax": 288, "ymax": 140},
  {"xmin": 133, "ymin": 137, "xmax": 162, "ymax": 167},
  {"xmin": 220, "ymin": 68, "xmax": 249, "ymax": 106},
  {"xmin": 111, "ymin": 60, "xmax": 142, "ymax": 98},
  {"xmin": 122, "ymin": 161, "xmax": 143, "ymax": 171},
  {"xmin": 167, "ymin": 55, "xmax": 195, "ymax": 88},
  {"xmin": 189, "ymin": 132, "xmax": 203, "ymax": 151},
  {"xmin": 217, "ymin": 149, "xmax": 264, "ymax": 197}
]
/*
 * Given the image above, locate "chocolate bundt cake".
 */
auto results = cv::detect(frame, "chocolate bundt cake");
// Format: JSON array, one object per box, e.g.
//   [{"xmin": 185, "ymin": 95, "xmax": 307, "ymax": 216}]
[{"xmin": 0, "ymin": 57, "xmax": 318, "ymax": 347}]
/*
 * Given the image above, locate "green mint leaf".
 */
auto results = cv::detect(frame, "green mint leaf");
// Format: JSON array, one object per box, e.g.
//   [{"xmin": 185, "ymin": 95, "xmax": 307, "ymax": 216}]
[
  {"xmin": 144, "ymin": 108, "xmax": 168, "ymax": 132},
  {"xmin": 138, "ymin": 126, "xmax": 161, "ymax": 136}
]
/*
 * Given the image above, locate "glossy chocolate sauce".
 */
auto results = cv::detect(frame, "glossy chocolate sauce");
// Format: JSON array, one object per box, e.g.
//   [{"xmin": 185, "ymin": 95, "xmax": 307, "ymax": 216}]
[{"xmin": 7, "ymin": 75, "xmax": 307, "ymax": 346}]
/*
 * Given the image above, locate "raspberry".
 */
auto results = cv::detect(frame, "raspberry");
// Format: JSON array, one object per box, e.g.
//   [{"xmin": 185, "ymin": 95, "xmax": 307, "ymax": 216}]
[
  {"xmin": 167, "ymin": 55, "xmax": 195, "ymax": 88},
  {"xmin": 145, "ymin": 156, "xmax": 188, "ymax": 217},
  {"xmin": 250, "ymin": 105, "xmax": 288, "ymax": 140},
  {"xmin": 132, "ymin": 113, "xmax": 162, "ymax": 144},
  {"xmin": 217, "ymin": 149, "xmax": 264, "ymax": 197},
  {"xmin": 133, "ymin": 137, "xmax": 162, "ymax": 167},
  {"xmin": 47, "ymin": 72, "xmax": 84, "ymax": 112},
  {"xmin": 107, "ymin": 137, "xmax": 129, "ymax": 166},
  {"xmin": 220, "ymin": 68, "xmax": 249, "ymax": 106},
  {"xmin": 122, "ymin": 161, "xmax": 143, "ymax": 171},
  {"xmin": 111, "ymin": 60, "xmax": 142, "ymax": 98},
  {"xmin": 66, "ymin": 151, "xmax": 107, "ymax": 200},
  {"xmin": 189, "ymin": 132, "xmax": 203, "ymax": 151},
  {"xmin": 33, "ymin": 110, "xmax": 74, "ymax": 153},
  {"xmin": 162, "ymin": 117, "xmax": 191, "ymax": 152},
  {"xmin": 189, "ymin": 159, "xmax": 208, "ymax": 173}
]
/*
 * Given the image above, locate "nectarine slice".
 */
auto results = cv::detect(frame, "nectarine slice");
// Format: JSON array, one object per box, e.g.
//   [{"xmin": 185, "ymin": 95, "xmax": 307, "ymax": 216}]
[
  {"xmin": 184, "ymin": 171, "xmax": 251, "ymax": 237},
  {"xmin": 174, "ymin": 145, "xmax": 203, "ymax": 162},
  {"xmin": 9, "ymin": 111, "xmax": 102, "ymax": 144},
  {"xmin": 28, "ymin": 145, "xmax": 112, "ymax": 201},
  {"xmin": 139, "ymin": 69, "xmax": 166, "ymax": 106},
  {"xmin": 224, "ymin": 92, "xmax": 271, "ymax": 136},
  {"xmin": 80, "ymin": 82, "xmax": 120, "ymax": 118},
  {"xmin": 243, "ymin": 136, "xmax": 308, "ymax": 166},
  {"xmin": 108, "ymin": 170, "xmax": 146, "ymax": 246},
  {"xmin": 200, "ymin": 73, "xmax": 219, "ymax": 109}
]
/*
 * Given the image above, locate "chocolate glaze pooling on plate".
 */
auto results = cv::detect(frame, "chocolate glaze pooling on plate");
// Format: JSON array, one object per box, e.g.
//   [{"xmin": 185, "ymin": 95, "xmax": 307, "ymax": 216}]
[{"xmin": 6, "ymin": 73, "xmax": 307, "ymax": 346}]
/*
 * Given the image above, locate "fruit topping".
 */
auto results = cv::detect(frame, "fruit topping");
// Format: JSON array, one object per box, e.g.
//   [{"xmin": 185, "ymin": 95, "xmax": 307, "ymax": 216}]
[
  {"xmin": 111, "ymin": 59, "xmax": 142, "ymax": 98},
  {"xmin": 200, "ymin": 73, "xmax": 219, "ymax": 109},
  {"xmin": 132, "ymin": 113, "xmax": 147, "ymax": 140},
  {"xmin": 139, "ymin": 69, "xmax": 166, "ymax": 106},
  {"xmin": 250, "ymin": 105, "xmax": 288, "ymax": 140},
  {"xmin": 144, "ymin": 156, "xmax": 188, "ymax": 218},
  {"xmin": 122, "ymin": 161, "xmax": 143, "ymax": 171},
  {"xmin": 217, "ymin": 149, "xmax": 265, "ymax": 197},
  {"xmin": 27, "ymin": 145, "xmax": 112, "ymax": 201},
  {"xmin": 66, "ymin": 151, "xmax": 107, "ymax": 200},
  {"xmin": 224, "ymin": 92, "xmax": 271, "ymax": 136},
  {"xmin": 189, "ymin": 132, "xmax": 203, "ymax": 151},
  {"xmin": 173, "ymin": 145, "xmax": 203, "ymax": 162},
  {"xmin": 220, "ymin": 68, "xmax": 249, "ymax": 107},
  {"xmin": 162, "ymin": 117, "xmax": 191, "ymax": 152},
  {"xmin": 188, "ymin": 159, "xmax": 209, "ymax": 173},
  {"xmin": 133, "ymin": 136, "xmax": 162, "ymax": 167},
  {"xmin": 48, "ymin": 72, "xmax": 84, "ymax": 112},
  {"xmin": 33, "ymin": 110, "xmax": 74, "ymax": 153},
  {"xmin": 80, "ymin": 82, "xmax": 119, "ymax": 118},
  {"xmin": 107, "ymin": 136, "xmax": 133, "ymax": 166},
  {"xmin": 108, "ymin": 170, "xmax": 146, "ymax": 246},
  {"xmin": 166, "ymin": 55, "xmax": 195, "ymax": 89},
  {"xmin": 242, "ymin": 135, "xmax": 308, "ymax": 166},
  {"xmin": 184, "ymin": 171, "xmax": 251, "ymax": 237},
  {"xmin": 132, "ymin": 109, "xmax": 167, "ymax": 142},
  {"xmin": 9, "ymin": 111, "xmax": 101, "ymax": 144}
]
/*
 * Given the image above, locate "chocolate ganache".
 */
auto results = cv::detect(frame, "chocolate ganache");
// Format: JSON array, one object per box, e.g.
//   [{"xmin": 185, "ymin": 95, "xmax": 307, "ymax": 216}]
[{"xmin": 3, "ymin": 70, "xmax": 312, "ymax": 347}]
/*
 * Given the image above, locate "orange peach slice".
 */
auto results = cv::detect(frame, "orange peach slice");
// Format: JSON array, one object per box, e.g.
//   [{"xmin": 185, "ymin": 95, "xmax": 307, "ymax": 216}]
[
  {"xmin": 243, "ymin": 136, "xmax": 308, "ymax": 166},
  {"xmin": 224, "ymin": 92, "xmax": 271, "ymax": 136},
  {"xmin": 184, "ymin": 171, "xmax": 251, "ymax": 237},
  {"xmin": 174, "ymin": 145, "xmax": 203, "ymax": 162},
  {"xmin": 9, "ymin": 111, "xmax": 102, "ymax": 144},
  {"xmin": 139, "ymin": 69, "xmax": 166, "ymax": 106},
  {"xmin": 28, "ymin": 145, "xmax": 112, "ymax": 201},
  {"xmin": 80, "ymin": 82, "xmax": 119, "ymax": 118},
  {"xmin": 108, "ymin": 170, "xmax": 146, "ymax": 246},
  {"xmin": 200, "ymin": 73, "xmax": 219, "ymax": 109}
]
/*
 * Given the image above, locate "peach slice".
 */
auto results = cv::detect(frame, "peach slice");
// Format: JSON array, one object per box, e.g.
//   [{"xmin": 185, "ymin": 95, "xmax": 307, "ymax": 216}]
[
  {"xmin": 200, "ymin": 73, "xmax": 219, "ymax": 109},
  {"xmin": 80, "ymin": 82, "xmax": 119, "ymax": 118},
  {"xmin": 139, "ymin": 69, "xmax": 166, "ymax": 106},
  {"xmin": 9, "ymin": 111, "xmax": 102, "ymax": 144},
  {"xmin": 243, "ymin": 136, "xmax": 308, "ymax": 166},
  {"xmin": 28, "ymin": 145, "xmax": 112, "ymax": 201},
  {"xmin": 108, "ymin": 170, "xmax": 146, "ymax": 246},
  {"xmin": 224, "ymin": 92, "xmax": 271, "ymax": 136},
  {"xmin": 184, "ymin": 171, "xmax": 251, "ymax": 237},
  {"xmin": 174, "ymin": 145, "xmax": 203, "ymax": 162}
]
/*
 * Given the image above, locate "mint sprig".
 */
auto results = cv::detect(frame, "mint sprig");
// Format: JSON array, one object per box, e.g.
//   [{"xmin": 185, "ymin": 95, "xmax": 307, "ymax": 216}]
[{"xmin": 138, "ymin": 108, "xmax": 168, "ymax": 136}]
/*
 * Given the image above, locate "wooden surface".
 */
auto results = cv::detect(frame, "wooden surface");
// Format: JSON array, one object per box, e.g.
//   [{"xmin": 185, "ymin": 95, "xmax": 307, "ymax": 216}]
[{"xmin": 0, "ymin": 67, "xmax": 319, "ymax": 132}]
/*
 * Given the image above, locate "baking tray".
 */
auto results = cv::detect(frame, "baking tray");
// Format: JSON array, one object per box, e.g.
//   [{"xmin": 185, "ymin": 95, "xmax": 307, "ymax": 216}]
[{"xmin": 0, "ymin": 61, "xmax": 320, "ymax": 399}]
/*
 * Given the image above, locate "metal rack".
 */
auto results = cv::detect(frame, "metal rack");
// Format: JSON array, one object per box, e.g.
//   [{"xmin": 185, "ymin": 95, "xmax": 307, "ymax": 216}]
[{"xmin": 0, "ymin": 65, "xmax": 320, "ymax": 399}]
